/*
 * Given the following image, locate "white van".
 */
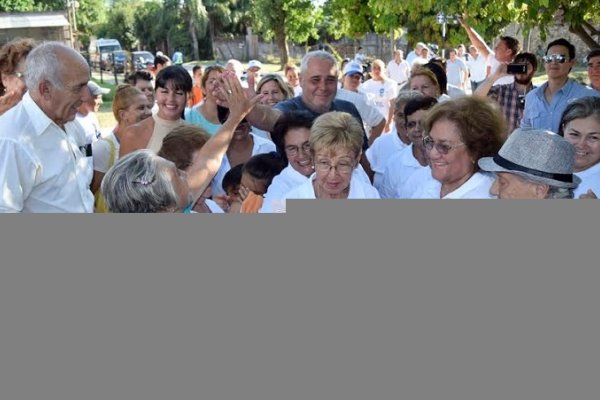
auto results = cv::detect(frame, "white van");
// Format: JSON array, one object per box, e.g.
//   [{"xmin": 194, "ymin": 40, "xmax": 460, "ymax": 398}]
[{"xmin": 89, "ymin": 38, "xmax": 122, "ymax": 70}]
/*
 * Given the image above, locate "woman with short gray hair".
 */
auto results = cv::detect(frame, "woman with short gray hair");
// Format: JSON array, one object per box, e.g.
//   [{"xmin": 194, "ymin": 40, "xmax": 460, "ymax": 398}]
[{"xmin": 101, "ymin": 149, "xmax": 190, "ymax": 213}]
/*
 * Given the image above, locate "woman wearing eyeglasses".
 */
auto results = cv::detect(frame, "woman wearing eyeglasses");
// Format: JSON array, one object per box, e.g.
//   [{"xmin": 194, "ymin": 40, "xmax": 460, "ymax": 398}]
[
  {"xmin": 407, "ymin": 96, "xmax": 505, "ymax": 199},
  {"xmin": 280, "ymin": 111, "xmax": 379, "ymax": 206},
  {"xmin": 0, "ymin": 38, "xmax": 36, "ymax": 116},
  {"xmin": 259, "ymin": 110, "xmax": 314, "ymax": 212}
]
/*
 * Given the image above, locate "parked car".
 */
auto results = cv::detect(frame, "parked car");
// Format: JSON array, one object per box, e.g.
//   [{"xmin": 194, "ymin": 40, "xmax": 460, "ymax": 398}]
[
  {"xmin": 132, "ymin": 51, "xmax": 155, "ymax": 72},
  {"xmin": 108, "ymin": 50, "xmax": 128, "ymax": 73}
]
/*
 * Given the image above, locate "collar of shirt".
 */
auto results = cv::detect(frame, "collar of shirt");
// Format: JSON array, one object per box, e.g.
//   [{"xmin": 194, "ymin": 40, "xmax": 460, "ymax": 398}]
[{"xmin": 22, "ymin": 92, "xmax": 55, "ymax": 137}]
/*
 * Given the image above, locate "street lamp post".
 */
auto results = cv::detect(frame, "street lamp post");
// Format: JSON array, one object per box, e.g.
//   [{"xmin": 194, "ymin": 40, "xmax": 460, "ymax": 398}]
[{"xmin": 436, "ymin": 12, "xmax": 448, "ymax": 59}]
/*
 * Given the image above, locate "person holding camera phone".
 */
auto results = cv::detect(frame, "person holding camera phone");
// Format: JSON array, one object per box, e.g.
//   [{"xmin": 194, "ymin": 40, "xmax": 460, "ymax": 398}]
[
  {"xmin": 520, "ymin": 38, "xmax": 600, "ymax": 133},
  {"xmin": 473, "ymin": 52, "xmax": 538, "ymax": 136}
]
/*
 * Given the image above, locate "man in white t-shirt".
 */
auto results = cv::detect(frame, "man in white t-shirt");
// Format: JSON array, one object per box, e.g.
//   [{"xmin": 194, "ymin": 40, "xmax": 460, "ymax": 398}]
[
  {"xmin": 406, "ymin": 42, "xmax": 426, "ymax": 65},
  {"xmin": 466, "ymin": 45, "xmax": 489, "ymax": 92},
  {"xmin": 338, "ymin": 62, "xmax": 385, "ymax": 145},
  {"xmin": 387, "ymin": 49, "xmax": 410, "ymax": 86},
  {"xmin": 458, "ymin": 14, "xmax": 520, "ymax": 86},
  {"xmin": 446, "ymin": 48, "xmax": 469, "ymax": 91},
  {"xmin": 76, "ymin": 81, "xmax": 110, "ymax": 144},
  {"xmin": 410, "ymin": 46, "xmax": 430, "ymax": 69}
]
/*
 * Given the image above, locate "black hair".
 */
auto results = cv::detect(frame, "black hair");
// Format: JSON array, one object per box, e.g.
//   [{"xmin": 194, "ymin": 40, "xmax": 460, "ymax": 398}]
[
  {"xmin": 514, "ymin": 52, "xmax": 538, "ymax": 71},
  {"xmin": 126, "ymin": 70, "xmax": 153, "ymax": 85},
  {"xmin": 241, "ymin": 152, "xmax": 286, "ymax": 189},
  {"xmin": 423, "ymin": 62, "xmax": 448, "ymax": 94},
  {"xmin": 500, "ymin": 36, "xmax": 521, "ymax": 57},
  {"xmin": 586, "ymin": 48, "xmax": 600, "ymax": 62},
  {"xmin": 217, "ymin": 105, "xmax": 248, "ymax": 125},
  {"xmin": 155, "ymin": 65, "xmax": 193, "ymax": 92},
  {"xmin": 192, "ymin": 64, "xmax": 203, "ymax": 74},
  {"xmin": 222, "ymin": 164, "xmax": 244, "ymax": 194},
  {"xmin": 154, "ymin": 55, "xmax": 170, "ymax": 68},
  {"xmin": 546, "ymin": 38, "xmax": 576, "ymax": 60},
  {"xmin": 271, "ymin": 110, "xmax": 315, "ymax": 163},
  {"xmin": 403, "ymin": 96, "xmax": 438, "ymax": 125}
]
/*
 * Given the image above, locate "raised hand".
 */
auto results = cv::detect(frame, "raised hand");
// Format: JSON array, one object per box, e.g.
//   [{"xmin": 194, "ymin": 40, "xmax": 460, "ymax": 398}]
[
  {"xmin": 218, "ymin": 71, "xmax": 263, "ymax": 123},
  {"xmin": 579, "ymin": 189, "xmax": 597, "ymax": 199}
]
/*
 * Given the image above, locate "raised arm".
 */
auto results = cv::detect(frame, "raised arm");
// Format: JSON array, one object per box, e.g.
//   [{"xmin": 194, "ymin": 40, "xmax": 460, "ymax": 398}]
[
  {"xmin": 215, "ymin": 72, "xmax": 281, "ymax": 132},
  {"xmin": 473, "ymin": 62, "xmax": 509, "ymax": 97},
  {"xmin": 457, "ymin": 14, "xmax": 493, "ymax": 60},
  {"xmin": 118, "ymin": 117, "xmax": 154, "ymax": 158},
  {"xmin": 186, "ymin": 71, "xmax": 263, "ymax": 200}
]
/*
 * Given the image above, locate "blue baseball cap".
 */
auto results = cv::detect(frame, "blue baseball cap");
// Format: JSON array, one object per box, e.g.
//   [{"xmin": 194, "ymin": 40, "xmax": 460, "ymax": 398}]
[{"xmin": 343, "ymin": 62, "xmax": 363, "ymax": 77}]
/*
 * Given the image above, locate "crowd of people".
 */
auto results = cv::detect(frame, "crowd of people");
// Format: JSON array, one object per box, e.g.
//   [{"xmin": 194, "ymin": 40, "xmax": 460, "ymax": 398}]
[{"xmin": 1, "ymin": 16, "xmax": 600, "ymax": 212}]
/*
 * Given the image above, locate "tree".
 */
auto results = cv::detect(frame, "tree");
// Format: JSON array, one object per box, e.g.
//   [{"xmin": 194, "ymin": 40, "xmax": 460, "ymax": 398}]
[
  {"xmin": 98, "ymin": 0, "xmax": 137, "ymax": 50},
  {"xmin": 251, "ymin": 0, "xmax": 321, "ymax": 67},
  {"xmin": 323, "ymin": 0, "xmax": 599, "ymax": 56},
  {"xmin": 181, "ymin": 0, "xmax": 209, "ymax": 61},
  {"xmin": 0, "ymin": 0, "xmax": 36, "ymax": 12}
]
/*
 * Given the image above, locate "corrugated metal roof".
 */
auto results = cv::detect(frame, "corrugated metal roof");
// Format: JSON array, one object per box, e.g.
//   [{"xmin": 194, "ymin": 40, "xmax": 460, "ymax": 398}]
[{"xmin": 0, "ymin": 12, "xmax": 69, "ymax": 29}]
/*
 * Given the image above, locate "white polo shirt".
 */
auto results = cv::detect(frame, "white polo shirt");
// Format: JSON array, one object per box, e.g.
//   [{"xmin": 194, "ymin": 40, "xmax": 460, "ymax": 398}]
[{"xmin": 0, "ymin": 93, "xmax": 94, "ymax": 212}]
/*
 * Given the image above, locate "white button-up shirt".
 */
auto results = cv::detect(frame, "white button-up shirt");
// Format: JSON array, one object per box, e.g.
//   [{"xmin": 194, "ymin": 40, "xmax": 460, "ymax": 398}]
[
  {"xmin": 0, "ymin": 93, "xmax": 94, "ymax": 212},
  {"xmin": 367, "ymin": 131, "xmax": 409, "ymax": 192},
  {"xmin": 409, "ymin": 171, "xmax": 496, "ymax": 199}
]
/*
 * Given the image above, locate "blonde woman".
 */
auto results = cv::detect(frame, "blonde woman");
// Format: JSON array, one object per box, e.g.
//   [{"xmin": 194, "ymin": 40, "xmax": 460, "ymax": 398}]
[
  {"xmin": 92, "ymin": 84, "xmax": 152, "ymax": 211},
  {"xmin": 283, "ymin": 111, "xmax": 380, "ymax": 202}
]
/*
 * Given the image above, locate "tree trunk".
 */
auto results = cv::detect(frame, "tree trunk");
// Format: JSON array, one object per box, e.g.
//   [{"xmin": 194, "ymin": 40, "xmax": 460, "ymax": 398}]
[
  {"xmin": 274, "ymin": 23, "xmax": 289, "ymax": 69},
  {"xmin": 568, "ymin": 23, "xmax": 600, "ymax": 50},
  {"xmin": 189, "ymin": 17, "xmax": 200, "ymax": 61}
]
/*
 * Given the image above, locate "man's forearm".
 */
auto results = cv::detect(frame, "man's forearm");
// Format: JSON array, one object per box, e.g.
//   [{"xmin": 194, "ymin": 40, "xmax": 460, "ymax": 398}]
[
  {"xmin": 245, "ymin": 104, "xmax": 282, "ymax": 132},
  {"xmin": 368, "ymin": 118, "xmax": 386, "ymax": 147},
  {"xmin": 473, "ymin": 75, "xmax": 496, "ymax": 97}
]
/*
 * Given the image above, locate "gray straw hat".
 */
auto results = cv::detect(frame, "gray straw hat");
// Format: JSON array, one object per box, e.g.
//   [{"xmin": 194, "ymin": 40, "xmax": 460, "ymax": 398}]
[{"xmin": 478, "ymin": 128, "xmax": 581, "ymax": 188}]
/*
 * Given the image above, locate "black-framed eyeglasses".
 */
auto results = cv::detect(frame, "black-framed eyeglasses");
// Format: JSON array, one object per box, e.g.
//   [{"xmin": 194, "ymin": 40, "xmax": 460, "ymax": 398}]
[
  {"xmin": 543, "ymin": 54, "xmax": 568, "ymax": 64},
  {"xmin": 284, "ymin": 141, "xmax": 311, "ymax": 156},
  {"xmin": 12, "ymin": 71, "xmax": 25, "ymax": 79},
  {"xmin": 314, "ymin": 159, "xmax": 355, "ymax": 174},
  {"xmin": 423, "ymin": 136, "xmax": 466, "ymax": 155}
]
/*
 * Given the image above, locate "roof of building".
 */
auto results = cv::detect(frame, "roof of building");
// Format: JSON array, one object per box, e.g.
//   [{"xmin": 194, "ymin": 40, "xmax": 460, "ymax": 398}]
[{"xmin": 0, "ymin": 12, "xmax": 69, "ymax": 30}]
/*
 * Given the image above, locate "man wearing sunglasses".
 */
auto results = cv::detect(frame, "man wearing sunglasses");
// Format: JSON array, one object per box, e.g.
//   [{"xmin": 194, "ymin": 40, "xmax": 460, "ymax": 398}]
[{"xmin": 520, "ymin": 38, "xmax": 600, "ymax": 133}]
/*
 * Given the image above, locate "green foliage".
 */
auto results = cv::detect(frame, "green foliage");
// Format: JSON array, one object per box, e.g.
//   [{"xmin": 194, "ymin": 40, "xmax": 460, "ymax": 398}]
[
  {"xmin": 324, "ymin": 0, "xmax": 599, "ymax": 50},
  {"xmin": 0, "ymin": 0, "xmax": 36, "ymax": 12},
  {"xmin": 98, "ymin": 0, "xmax": 137, "ymax": 49},
  {"xmin": 251, "ymin": 0, "xmax": 321, "ymax": 44}
]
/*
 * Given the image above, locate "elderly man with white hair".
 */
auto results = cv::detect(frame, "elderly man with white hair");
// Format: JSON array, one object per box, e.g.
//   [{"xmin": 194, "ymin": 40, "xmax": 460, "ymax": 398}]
[
  {"xmin": 478, "ymin": 128, "xmax": 581, "ymax": 199},
  {"xmin": 0, "ymin": 42, "xmax": 93, "ymax": 212}
]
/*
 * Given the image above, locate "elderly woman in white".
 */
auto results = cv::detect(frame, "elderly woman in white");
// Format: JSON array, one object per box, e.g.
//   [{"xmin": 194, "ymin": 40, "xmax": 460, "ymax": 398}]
[
  {"xmin": 280, "ymin": 111, "xmax": 380, "ymax": 207},
  {"xmin": 407, "ymin": 96, "xmax": 506, "ymax": 199},
  {"xmin": 479, "ymin": 128, "xmax": 581, "ymax": 199},
  {"xmin": 558, "ymin": 96, "xmax": 600, "ymax": 198}
]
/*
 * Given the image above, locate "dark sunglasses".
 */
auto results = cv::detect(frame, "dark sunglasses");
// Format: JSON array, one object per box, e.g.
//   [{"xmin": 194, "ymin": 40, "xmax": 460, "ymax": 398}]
[{"xmin": 543, "ymin": 54, "xmax": 568, "ymax": 64}]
